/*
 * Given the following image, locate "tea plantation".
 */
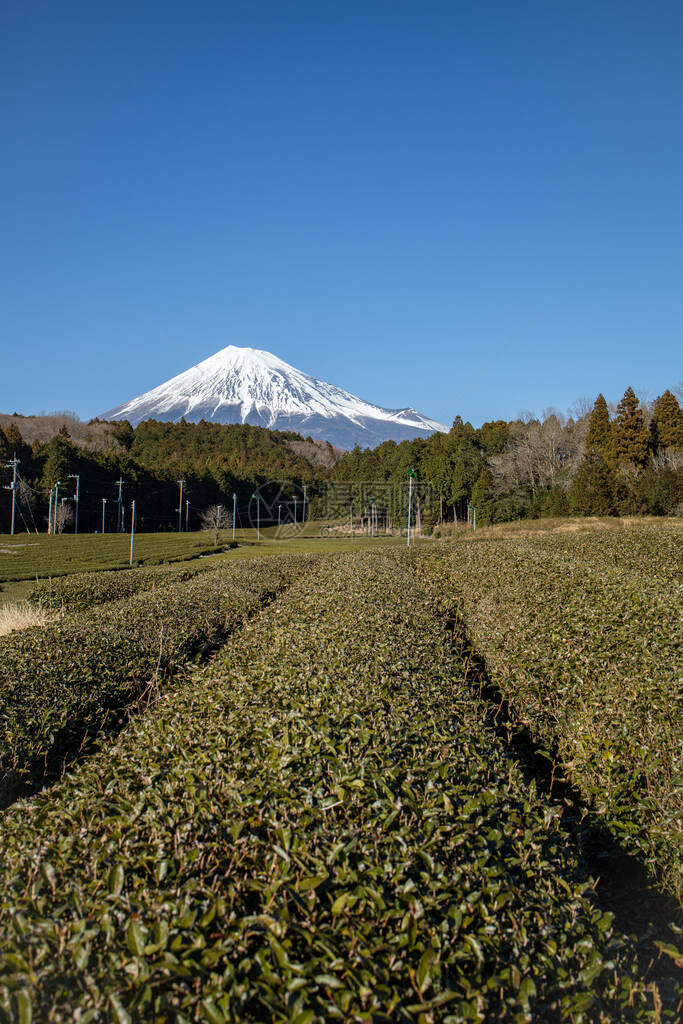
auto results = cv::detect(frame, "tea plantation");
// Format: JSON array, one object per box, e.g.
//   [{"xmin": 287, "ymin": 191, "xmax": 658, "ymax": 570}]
[
  {"xmin": 0, "ymin": 523, "xmax": 680, "ymax": 1021},
  {"xmin": 423, "ymin": 525, "xmax": 682, "ymax": 897}
]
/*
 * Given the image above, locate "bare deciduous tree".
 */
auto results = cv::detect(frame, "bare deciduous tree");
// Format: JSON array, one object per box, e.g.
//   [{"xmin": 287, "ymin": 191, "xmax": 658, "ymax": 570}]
[
  {"xmin": 16, "ymin": 479, "xmax": 38, "ymax": 532},
  {"xmin": 54, "ymin": 504, "xmax": 74, "ymax": 534},
  {"xmin": 489, "ymin": 414, "xmax": 584, "ymax": 498},
  {"xmin": 200, "ymin": 504, "xmax": 232, "ymax": 545}
]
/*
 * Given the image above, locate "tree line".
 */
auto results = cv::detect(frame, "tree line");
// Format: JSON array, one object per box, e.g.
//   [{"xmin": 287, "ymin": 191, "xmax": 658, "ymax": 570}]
[
  {"xmin": 0, "ymin": 385, "xmax": 681, "ymax": 533},
  {"xmin": 333, "ymin": 386, "xmax": 682, "ymax": 524},
  {"xmin": 0, "ymin": 419, "xmax": 323, "ymax": 534}
]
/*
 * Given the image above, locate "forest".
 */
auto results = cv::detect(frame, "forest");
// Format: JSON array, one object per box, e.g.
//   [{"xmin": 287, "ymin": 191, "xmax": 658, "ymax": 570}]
[{"xmin": 0, "ymin": 386, "xmax": 681, "ymax": 533}]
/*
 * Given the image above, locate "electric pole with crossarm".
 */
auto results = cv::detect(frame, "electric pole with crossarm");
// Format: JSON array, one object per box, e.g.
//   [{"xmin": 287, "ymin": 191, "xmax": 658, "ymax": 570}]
[{"xmin": 4, "ymin": 453, "xmax": 19, "ymax": 535}]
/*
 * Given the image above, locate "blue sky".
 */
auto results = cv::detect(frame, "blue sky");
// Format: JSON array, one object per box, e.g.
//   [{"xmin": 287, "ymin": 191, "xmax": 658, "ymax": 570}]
[{"xmin": 1, "ymin": 1, "xmax": 681, "ymax": 427}]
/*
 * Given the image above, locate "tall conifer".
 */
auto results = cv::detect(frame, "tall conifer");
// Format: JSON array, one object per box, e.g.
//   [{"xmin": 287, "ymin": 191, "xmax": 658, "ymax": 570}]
[
  {"xmin": 613, "ymin": 387, "xmax": 650, "ymax": 465},
  {"xmin": 585, "ymin": 394, "xmax": 613, "ymax": 458},
  {"xmin": 569, "ymin": 450, "xmax": 616, "ymax": 515},
  {"xmin": 650, "ymin": 390, "xmax": 683, "ymax": 450}
]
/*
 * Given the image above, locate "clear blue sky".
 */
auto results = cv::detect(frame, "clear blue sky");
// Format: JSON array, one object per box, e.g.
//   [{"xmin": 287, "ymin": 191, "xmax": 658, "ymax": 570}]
[{"xmin": 1, "ymin": 1, "xmax": 681, "ymax": 426}]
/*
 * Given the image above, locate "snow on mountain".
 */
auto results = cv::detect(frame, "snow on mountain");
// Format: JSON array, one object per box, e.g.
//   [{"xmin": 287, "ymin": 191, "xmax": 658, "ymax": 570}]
[{"xmin": 103, "ymin": 346, "xmax": 448, "ymax": 449}]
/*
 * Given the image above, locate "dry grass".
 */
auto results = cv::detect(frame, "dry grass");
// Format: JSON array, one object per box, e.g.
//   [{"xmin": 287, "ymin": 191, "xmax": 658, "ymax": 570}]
[
  {"xmin": 0, "ymin": 601, "xmax": 53, "ymax": 636},
  {"xmin": 434, "ymin": 515, "xmax": 682, "ymax": 542}
]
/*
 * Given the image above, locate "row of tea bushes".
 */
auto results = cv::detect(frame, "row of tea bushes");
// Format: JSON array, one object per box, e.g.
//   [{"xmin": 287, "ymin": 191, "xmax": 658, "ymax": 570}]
[
  {"xmin": 521, "ymin": 522, "xmax": 683, "ymax": 587},
  {"xmin": 425, "ymin": 529, "xmax": 682, "ymax": 897},
  {"xmin": 0, "ymin": 552, "xmax": 675, "ymax": 1021},
  {"xmin": 27, "ymin": 559, "xmax": 220, "ymax": 613},
  {"xmin": 0, "ymin": 555, "xmax": 313, "ymax": 806}
]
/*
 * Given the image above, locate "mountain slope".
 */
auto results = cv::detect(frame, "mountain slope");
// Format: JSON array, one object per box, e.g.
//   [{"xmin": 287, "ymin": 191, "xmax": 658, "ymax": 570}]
[{"xmin": 104, "ymin": 346, "xmax": 448, "ymax": 448}]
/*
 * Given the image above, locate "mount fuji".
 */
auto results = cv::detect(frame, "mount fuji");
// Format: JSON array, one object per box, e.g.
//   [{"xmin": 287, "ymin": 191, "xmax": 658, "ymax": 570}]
[{"xmin": 104, "ymin": 346, "xmax": 448, "ymax": 449}]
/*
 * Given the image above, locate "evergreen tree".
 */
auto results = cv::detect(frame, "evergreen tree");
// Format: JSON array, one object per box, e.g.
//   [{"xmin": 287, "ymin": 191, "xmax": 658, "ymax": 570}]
[
  {"xmin": 650, "ymin": 390, "xmax": 683, "ymax": 451},
  {"xmin": 569, "ymin": 451, "xmax": 616, "ymax": 516},
  {"xmin": 470, "ymin": 468, "xmax": 493, "ymax": 523},
  {"xmin": 585, "ymin": 394, "xmax": 613, "ymax": 457},
  {"xmin": 543, "ymin": 484, "xmax": 570, "ymax": 517},
  {"xmin": 613, "ymin": 387, "xmax": 650, "ymax": 465},
  {"xmin": 113, "ymin": 420, "xmax": 135, "ymax": 451},
  {"xmin": 39, "ymin": 434, "xmax": 72, "ymax": 491},
  {"xmin": 478, "ymin": 420, "xmax": 509, "ymax": 454},
  {"xmin": 2, "ymin": 423, "xmax": 30, "ymax": 462}
]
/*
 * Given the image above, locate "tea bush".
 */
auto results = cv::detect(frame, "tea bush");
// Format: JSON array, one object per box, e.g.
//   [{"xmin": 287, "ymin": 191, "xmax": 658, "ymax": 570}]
[
  {"xmin": 424, "ymin": 525, "xmax": 682, "ymax": 896},
  {"xmin": 0, "ymin": 552, "xmax": 676, "ymax": 1021},
  {"xmin": 28, "ymin": 560, "xmax": 219, "ymax": 612},
  {"xmin": 0, "ymin": 556, "xmax": 312, "ymax": 804}
]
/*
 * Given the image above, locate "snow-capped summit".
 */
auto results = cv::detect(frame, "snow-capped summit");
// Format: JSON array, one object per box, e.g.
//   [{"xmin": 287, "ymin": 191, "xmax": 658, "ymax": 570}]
[{"xmin": 104, "ymin": 345, "xmax": 448, "ymax": 449}]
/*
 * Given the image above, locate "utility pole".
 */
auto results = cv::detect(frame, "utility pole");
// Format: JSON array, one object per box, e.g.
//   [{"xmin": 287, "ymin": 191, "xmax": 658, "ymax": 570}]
[
  {"xmin": 68, "ymin": 474, "xmax": 80, "ymax": 533},
  {"xmin": 48, "ymin": 488, "xmax": 53, "ymax": 534},
  {"xmin": 350, "ymin": 503, "xmax": 353, "ymax": 538},
  {"xmin": 116, "ymin": 478, "xmax": 124, "ymax": 533},
  {"xmin": 407, "ymin": 469, "xmax": 416, "ymax": 547},
  {"xmin": 4, "ymin": 453, "xmax": 19, "ymax": 535},
  {"xmin": 232, "ymin": 492, "xmax": 236, "ymax": 541},
  {"xmin": 303, "ymin": 484, "xmax": 307, "ymax": 523},
  {"xmin": 278, "ymin": 504, "xmax": 282, "ymax": 526},
  {"xmin": 53, "ymin": 481, "xmax": 61, "ymax": 535},
  {"xmin": 130, "ymin": 500, "xmax": 136, "ymax": 566},
  {"xmin": 370, "ymin": 498, "xmax": 375, "ymax": 538},
  {"xmin": 185, "ymin": 499, "xmax": 190, "ymax": 532},
  {"xmin": 177, "ymin": 480, "xmax": 185, "ymax": 532},
  {"xmin": 102, "ymin": 498, "xmax": 108, "ymax": 533},
  {"xmin": 252, "ymin": 493, "xmax": 260, "ymax": 540},
  {"xmin": 293, "ymin": 494, "xmax": 297, "ymax": 527}
]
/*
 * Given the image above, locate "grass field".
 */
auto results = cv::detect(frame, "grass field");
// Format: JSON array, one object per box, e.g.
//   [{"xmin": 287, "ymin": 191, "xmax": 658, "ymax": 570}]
[{"xmin": 0, "ymin": 526, "xmax": 410, "ymax": 603}]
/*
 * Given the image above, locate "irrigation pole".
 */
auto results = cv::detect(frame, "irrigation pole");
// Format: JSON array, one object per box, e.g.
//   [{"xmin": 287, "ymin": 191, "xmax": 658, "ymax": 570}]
[
  {"xmin": 232, "ymin": 492, "xmax": 236, "ymax": 540},
  {"xmin": 48, "ymin": 488, "xmax": 53, "ymax": 534},
  {"xmin": 252, "ymin": 493, "xmax": 260, "ymax": 540},
  {"xmin": 130, "ymin": 500, "xmax": 136, "ymax": 566},
  {"xmin": 407, "ymin": 469, "xmax": 416, "ymax": 546},
  {"xmin": 177, "ymin": 480, "xmax": 185, "ymax": 532},
  {"xmin": 68, "ymin": 473, "xmax": 80, "ymax": 533},
  {"xmin": 185, "ymin": 499, "xmax": 190, "ymax": 532},
  {"xmin": 294, "ymin": 495, "xmax": 297, "ymax": 527},
  {"xmin": 53, "ymin": 481, "xmax": 61, "ymax": 535},
  {"xmin": 116, "ymin": 478, "xmax": 124, "ymax": 533},
  {"xmin": 303, "ymin": 484, "xmax": 307, "ymax": 523},
  {"xmin": 101, "ymin": 498, "xmax": 107, "ymax": 533}
]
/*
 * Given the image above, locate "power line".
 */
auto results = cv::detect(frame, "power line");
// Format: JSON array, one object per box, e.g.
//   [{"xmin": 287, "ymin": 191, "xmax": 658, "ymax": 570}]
[{"xmin": 434, "ymin": 305, "xmax": 549, "ymax": 420}]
